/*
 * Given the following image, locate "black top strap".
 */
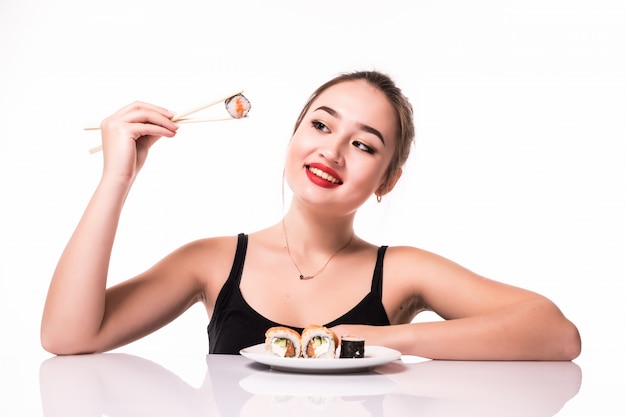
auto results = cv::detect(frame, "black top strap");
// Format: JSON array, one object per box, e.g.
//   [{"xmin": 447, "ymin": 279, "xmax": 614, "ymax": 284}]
[
  {"xmin": 230, "ymin": 233, "xmax": 248, "ymax": 285},
  {"xmin": 372, "ymin": 245, "xmax": 388, "ymax": 295}
]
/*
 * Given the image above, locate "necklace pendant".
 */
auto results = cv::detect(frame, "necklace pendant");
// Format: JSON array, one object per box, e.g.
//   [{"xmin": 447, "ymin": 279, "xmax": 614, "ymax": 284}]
[{"xmin": 283, "ymin": 219, "xmax": 354, "ymax": 282}]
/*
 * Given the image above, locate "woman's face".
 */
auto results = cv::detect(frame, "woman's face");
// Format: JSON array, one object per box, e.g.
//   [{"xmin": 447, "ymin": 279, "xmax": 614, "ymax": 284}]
[{"xmin": 285, "ymin": 79, "xmax": 398, "ymax": 215}]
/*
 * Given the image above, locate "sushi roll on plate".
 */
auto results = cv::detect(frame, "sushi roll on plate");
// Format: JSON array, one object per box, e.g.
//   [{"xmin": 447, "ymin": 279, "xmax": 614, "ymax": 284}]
[
  {"xmin": 265, "ymin": 326, "xmax": 301, "ymax": 358},
  {"xmin": 301, "ymin": 325, "xmax": 339, "ymax": 359},
  {"xmin": 339, "ymin": 335, "xmax": 366, "ymax": 358}
]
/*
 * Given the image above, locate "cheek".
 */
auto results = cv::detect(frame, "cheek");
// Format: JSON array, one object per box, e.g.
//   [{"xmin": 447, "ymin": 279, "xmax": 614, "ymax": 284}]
[
  {"xmin": 350, "ymin": 161, "xmax": 387, "ymax": 194},
  {"xmin": 283, "ymin": 142, "xmax": 301, "ymax": 186},
  {"xmin": 284, "ymin": 131, "xmax": 311, "ymax": 169},
  {"xmin": 368, "ymin": 163, "xmax": 393, "ymax": 194}
]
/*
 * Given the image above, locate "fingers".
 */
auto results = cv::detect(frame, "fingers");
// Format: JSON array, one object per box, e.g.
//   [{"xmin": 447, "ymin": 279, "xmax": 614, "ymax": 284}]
[
  {"xmin": 101, "ymin": 101, "xmax": 180, "ymax": 138},
  {"xmin": 98, "ymin": 101, "xmax": 181, "ymax": 180}
]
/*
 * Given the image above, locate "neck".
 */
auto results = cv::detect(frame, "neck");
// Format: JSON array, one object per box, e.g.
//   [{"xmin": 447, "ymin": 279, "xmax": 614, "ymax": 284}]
[{"xmin": 281, "ymin": 207, "xmax": 356, "ymax": 253}]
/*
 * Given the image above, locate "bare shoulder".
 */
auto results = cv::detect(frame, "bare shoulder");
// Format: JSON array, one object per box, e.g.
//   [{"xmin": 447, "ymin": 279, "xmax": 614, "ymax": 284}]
[
  {"xmin": 382, "ymin": 244, "xmax": 522, "ymax": 294},
  {"xmin": 160, "ymin": 234, "xmax": 240, "ymax": 304},
  {"xmin": 174, "ymin": 234, "xmax": 239, "ymax": 259},
  {"xmin": 380, "ymin": 245, "xmax": 465, "ymax": 309},
  {"xmin": 382, "ymin": 245, "xmax": 469, "ymax": 284},
  {"xmin": 382, "ymin": 244, "xmax": 544, "ymax": 320}
]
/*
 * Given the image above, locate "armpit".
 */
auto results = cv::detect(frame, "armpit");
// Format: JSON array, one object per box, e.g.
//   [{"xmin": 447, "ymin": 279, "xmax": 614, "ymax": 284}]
[{"xmin": 389, "ymin": 296, "xmax": 428, "ymax": 324}]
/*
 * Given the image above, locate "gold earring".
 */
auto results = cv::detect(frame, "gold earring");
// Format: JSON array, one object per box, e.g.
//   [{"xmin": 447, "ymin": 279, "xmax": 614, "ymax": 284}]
[{"xmin": 376, "ymin": 194, "xmax": 382, "ymax": 203}]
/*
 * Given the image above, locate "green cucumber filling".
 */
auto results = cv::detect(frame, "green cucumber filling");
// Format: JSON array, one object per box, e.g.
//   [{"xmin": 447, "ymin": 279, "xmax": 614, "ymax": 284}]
[
  {"xmin": 312, "ymin": 336, "xmax": 326, "ymax": 346},
  {"xmin": 273, "ymin": 338, "xmax": 288, "ymax": 347}
]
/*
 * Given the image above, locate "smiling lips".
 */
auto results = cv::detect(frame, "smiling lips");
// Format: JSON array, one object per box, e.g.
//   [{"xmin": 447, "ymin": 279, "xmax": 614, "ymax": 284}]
[{"xmin": 306, "ymin": 163, "xmax": 343, "ymax": 188}]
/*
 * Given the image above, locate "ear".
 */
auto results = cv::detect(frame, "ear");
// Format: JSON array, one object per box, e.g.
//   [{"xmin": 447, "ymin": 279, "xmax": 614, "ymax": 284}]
[{"xmin": 375, "ymin": 168, "xmax": 402, "ymax": 198}]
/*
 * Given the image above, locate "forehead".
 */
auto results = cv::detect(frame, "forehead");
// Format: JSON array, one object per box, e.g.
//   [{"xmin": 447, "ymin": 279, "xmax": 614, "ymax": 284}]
[{"xmin": 310, "ymin": 80, "xmax": 398, "ymax": 142}]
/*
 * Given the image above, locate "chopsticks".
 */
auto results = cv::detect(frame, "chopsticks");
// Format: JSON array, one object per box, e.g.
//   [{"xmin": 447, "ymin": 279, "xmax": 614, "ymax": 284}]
[
  {"xmin": 83, "ymin": 115, "xmax": 237, "ymax": 132},
  {"xmin": 170, "ymin": 90, "xmax": 244, "ymax": 122},
  {"xmin": 86, "ymin": 90, "xmax": 245, "ymax": 154}
]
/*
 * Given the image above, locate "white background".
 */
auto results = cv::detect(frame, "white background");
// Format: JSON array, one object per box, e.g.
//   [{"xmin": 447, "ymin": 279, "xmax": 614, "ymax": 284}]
[{"xmin": 1, "ymin": 1, "xmax": 624, "ymax": 415}]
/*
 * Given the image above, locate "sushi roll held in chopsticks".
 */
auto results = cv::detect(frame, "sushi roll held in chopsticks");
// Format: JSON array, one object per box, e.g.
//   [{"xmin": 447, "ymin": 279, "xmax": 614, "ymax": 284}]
[{"xmin": 225, "ymin": 93, "xmax": 251, "ymax": 119}]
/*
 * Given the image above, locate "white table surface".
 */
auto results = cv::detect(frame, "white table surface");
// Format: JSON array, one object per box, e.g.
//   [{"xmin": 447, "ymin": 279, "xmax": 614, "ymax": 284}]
[{"xmin": 25, "ymin": 351, "xmax": 586, "ymax": 417}]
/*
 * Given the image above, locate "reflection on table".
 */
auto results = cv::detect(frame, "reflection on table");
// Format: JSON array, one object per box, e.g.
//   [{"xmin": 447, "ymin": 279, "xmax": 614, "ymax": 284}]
[{"xmin": 39, "ymin": 352, "xmax": 581, "ymax": 416}]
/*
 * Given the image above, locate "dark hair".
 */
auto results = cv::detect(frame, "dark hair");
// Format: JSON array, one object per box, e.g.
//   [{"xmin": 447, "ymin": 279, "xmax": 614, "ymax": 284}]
[{"xmin": 293, "ymin": 70, "xmax": 415, "ymax": 189}]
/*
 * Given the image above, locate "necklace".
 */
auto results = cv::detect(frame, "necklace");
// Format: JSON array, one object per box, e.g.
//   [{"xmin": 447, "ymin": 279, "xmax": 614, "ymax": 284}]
[{"xmin": 282, "ymin": 219, "xmax": 354, "ymax": 280}]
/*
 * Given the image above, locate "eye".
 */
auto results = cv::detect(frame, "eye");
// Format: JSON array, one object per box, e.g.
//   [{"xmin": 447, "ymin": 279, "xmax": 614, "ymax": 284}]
[
  {"xmin": 352, "ymin": 140, "xmax": 375, "ymax": 154},
  {"xmin": 311, "ymin": 120, "xmax": 330, "ymax": 133}
]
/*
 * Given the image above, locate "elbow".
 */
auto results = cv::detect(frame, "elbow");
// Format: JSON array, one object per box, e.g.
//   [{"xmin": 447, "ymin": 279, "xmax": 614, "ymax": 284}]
[
  {"xmin": 533, "ymin": 298, "xmax": 582, "ymax": 361},
  {"xmin": 41, "ymin": 339, "xmax": 97, "ymax": 356},
  {"xmin": 526, "ymin": 300, "xmax": 582, "ymax": 361},
  {"xmin": 539, "ymin": 310, "xmax": 581, "ymax": 361},
  {"xmin": 40, "ymin": 333, "xmax": 74, "ymax": 356},
  {"xmin": 558, "ymin": 321, "xmax": 582, "ymax": 361},
  {"xmin": 40, "ymin": 322, "xmax": 61, "ymax": 355},
  {"xmin": 40, "ymin": 327, "xmax": 98, "ymax": 356}
]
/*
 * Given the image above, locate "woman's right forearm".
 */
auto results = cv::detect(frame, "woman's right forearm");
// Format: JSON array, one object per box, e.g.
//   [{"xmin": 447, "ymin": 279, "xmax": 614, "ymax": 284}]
[{"xmin": 41, "ymin": 176, "xmax": 132, "ymax": 354}]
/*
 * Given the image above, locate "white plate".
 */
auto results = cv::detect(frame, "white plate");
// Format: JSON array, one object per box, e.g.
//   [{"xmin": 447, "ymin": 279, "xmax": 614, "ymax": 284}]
[{"xmin": 239, "ymin": 344, "xmax": 401, "ymax": 373}]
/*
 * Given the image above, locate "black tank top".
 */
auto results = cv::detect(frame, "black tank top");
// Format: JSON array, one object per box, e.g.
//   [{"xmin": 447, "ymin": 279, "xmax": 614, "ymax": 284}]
[{"xmin": 207, "ymin": 233, "xmax": 391, "ymax": 354}]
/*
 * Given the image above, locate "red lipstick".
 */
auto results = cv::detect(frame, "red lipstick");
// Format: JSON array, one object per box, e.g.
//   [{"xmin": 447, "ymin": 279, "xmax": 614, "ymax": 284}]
[{"xmin": 305, "ymin": 163, "xmax": 343, "ymax": 189}]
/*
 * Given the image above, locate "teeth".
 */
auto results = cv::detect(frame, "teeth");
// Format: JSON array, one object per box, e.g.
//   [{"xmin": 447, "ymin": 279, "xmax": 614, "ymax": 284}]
[{"xmin": 308, "ymin": 166, "xmax": 341, "ymax": 184}]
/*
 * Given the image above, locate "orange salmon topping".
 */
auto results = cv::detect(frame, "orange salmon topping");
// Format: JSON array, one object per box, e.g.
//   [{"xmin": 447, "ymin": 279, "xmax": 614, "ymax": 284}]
[{"xmin": 235, "ymin": 98, "xmax": 245, "ymax": 118}]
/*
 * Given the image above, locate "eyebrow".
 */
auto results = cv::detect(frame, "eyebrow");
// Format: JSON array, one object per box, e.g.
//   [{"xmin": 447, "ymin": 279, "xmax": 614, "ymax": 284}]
[{"xmin": 314, "ymin": 106, "xmax": 386, "ymax": 145}]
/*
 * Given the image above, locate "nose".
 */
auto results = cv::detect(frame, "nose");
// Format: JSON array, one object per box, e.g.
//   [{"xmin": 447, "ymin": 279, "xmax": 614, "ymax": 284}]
[{"xmin": 319, "ymin": 136, "xmax": 346, "ymax": 166}]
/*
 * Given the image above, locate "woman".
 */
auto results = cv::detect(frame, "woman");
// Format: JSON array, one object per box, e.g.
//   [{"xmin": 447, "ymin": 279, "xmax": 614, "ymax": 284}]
[{"xmin": 41, "ymin": 71, "xmax": 581, "ymax": 360}]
